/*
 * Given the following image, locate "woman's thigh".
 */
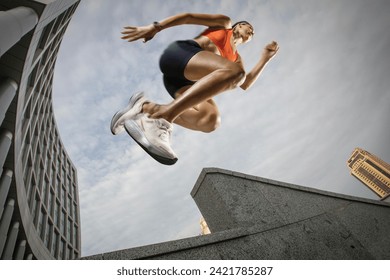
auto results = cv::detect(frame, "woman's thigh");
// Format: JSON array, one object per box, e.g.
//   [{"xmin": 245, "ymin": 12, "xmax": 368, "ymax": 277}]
[
  {"xmin": 176, "ymin": 89, "xmax": 220, "ymax": 117},
  {"xmin": 184, "ymin": 51, "xmax": 240, "ymax": 81}
]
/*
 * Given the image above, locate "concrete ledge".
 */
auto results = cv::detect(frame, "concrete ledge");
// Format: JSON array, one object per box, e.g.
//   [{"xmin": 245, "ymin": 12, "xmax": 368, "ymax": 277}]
[
  {"xmin": 82, "ymin": 226, "xmax": 251, "ymax": 260},
  {"xmin": 82, "ymin": 168, "xmax": 390, "ymax": 260},
  {"xmin": 82, "ymin": 207, "xmax": 385, "ymax": 259},
  {"xmin": 192, "ymin": 167, "xmax": 389, "ymax": 206}
]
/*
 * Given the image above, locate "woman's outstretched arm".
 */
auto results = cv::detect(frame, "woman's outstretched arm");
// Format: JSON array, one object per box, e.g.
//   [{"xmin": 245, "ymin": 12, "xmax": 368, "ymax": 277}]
[
  {"xmin": 121, "ymin": 13, "xmax": 231, "ymax": 43},
  {"xmin": 239, "ymin": 41, "xmax": 279, "ymax": 91}
]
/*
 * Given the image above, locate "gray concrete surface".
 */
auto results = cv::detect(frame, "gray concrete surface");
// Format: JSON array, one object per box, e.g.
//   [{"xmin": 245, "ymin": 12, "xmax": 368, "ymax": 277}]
[{"xmin": 83, "ymin": 168, "xmax": 390, "ymax": 260}]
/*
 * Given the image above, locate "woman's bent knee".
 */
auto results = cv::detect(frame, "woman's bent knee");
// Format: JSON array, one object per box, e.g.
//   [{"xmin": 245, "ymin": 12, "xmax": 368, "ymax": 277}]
[{"xmin": 200, "ymin": 113, "xmax": 221, "ymax": 133}]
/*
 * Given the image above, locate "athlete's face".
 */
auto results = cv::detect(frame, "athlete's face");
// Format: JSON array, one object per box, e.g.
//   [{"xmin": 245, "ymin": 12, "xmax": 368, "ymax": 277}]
[{"xmin": 237, "ymin": 23, "xmax": 254, "ymax": 43}]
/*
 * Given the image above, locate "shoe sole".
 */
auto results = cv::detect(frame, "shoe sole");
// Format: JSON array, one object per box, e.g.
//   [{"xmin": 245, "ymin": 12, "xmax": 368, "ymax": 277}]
[
  {"xmin": 124, "ymin": 120, "xmax": 178, "ymax": 166},
  {"xmin": 110, "ymin": 92, "xmax": 144, "ymax": 135}
]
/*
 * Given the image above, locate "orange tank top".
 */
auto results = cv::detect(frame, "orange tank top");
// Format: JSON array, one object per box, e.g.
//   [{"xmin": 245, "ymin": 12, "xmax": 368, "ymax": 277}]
[{"xmin": 201, "ymin": 29, "xmax": 238, "ymax": 62}]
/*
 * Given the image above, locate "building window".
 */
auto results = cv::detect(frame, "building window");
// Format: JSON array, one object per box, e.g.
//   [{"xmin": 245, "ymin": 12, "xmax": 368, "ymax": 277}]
[
  {"xmin": 60, "ymin": 210, "xmax": 65, "ymax": 235},
  {"xmin": 48, "ymin": 190, "xmax": 54, "ymax": 216},
  {"xmin": 67, "ymin": 246, "xmax": 73, "ymax": 260},
  {"xmin": 73, "ymin": 225, "xmax": 78, "ymax": 248},
  {"xmin": 67, "ymin": 176, "xmax": 72, "ymax": 194},
  {"xmin": 27, "ymin": 175, "xmax": 35, "ymax": 207},
  {"xmin": 67, "ymin": 218, "xmax": 72, "ymax": 242},
  {"xmin": 42, "ymin": 178, "xmax": 48, "ymax": 205},
  {"xmin": 67, "ymin": 196, "xmax": 72, "ymax": 216},
  {"xmin": 31, "ymin": 194, "xmax": 40, "ymax": 225},
  {"xmin": 52, "ymin": 232, "xmax": 58, "ymax": 257},
  {"xmin": 45, "ymin": 223, "xmax": 53, "ymax": 251},
  {"xmin": 59, "ymin": 240, "xmax": 65, "ymax": 260},
  {"xmin": 54, "ymin": 202, "xmax": 59, "ymax": 227},
  {"xmin": 56, "ymin": 177, "xmax": 61, "ymax": 197},
  {"xmin": 73, "ymin": 202, "xmax": 77, "ymax": 221},
  {"xmin": 51, "ymin": 166, "xmax": 56, "ymax": 187}
]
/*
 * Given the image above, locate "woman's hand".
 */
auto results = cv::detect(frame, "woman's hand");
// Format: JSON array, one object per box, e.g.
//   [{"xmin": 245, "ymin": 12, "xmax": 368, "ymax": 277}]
[
  {"xmin": 121, "ymin": 24, "xmax": 158, "ymax": 43},
  {"xmin": 262, "ymin": 41, "xmax": 279, "ymax": 61}
]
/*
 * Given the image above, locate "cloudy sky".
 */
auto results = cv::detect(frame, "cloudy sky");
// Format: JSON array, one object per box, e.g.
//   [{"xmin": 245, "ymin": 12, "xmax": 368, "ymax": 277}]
[{"xmin": 52, "ymin": 0, "xmax": 390, "ymax": 257}]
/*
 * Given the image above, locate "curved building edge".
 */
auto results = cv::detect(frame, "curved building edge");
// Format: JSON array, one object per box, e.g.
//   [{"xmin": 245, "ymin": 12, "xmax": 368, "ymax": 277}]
[{"xmin": 0, "ymin": 0, "xmax": 81, "ymax": 260}]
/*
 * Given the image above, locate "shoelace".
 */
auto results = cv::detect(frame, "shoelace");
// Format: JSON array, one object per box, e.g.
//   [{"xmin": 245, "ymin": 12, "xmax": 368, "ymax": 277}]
[{"xmin": 156, "ymin": 119, "xmax": 172, "ymax": 142}]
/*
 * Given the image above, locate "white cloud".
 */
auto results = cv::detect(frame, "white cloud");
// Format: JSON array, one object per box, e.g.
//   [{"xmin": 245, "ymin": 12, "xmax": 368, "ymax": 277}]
[{"xmin": 53, "ymin": 0, "xmax": 390, "ymax": 256}]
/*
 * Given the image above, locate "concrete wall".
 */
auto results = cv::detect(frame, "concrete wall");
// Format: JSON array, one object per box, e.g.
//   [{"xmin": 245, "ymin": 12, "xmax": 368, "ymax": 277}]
[{"xmin": 83, "ymin": 168, "xmax": 390, "ymax": 260}]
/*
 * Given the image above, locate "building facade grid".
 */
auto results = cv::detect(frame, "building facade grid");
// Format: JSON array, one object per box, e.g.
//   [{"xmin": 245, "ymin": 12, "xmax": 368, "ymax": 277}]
[{"xmin": 0, "ymin": 0, "xmax": 81, "ymax": 260}]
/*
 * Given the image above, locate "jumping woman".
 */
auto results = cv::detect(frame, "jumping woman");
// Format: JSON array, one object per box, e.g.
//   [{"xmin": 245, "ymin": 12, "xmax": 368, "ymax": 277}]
[{"xmin": 110, "ymin": 13, "xmax": 279, "ymax": 165}]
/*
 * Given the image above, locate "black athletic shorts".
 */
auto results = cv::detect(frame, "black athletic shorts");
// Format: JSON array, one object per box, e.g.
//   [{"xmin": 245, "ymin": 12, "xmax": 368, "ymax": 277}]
[{"xmin": 159, "ymin": 40, "xmax": 203, "ymax": 98}]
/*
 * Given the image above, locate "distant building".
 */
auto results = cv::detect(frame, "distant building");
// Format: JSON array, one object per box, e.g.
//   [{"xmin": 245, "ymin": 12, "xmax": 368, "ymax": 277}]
[
  {"xmin": 347, "ymin": 148, "xmax": 390, "ymax": 199},
  {"xmin": 200, "ymin": 217, "xmax": 210, "ymax": 235},
  {"xmin": 0, "ymin": 0, "xmax": 81, "ymax": 259}
]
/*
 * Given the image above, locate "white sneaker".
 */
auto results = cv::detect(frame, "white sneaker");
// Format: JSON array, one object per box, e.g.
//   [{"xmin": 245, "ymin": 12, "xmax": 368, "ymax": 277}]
[
  {"xmin": 110, "ymin": 92, "xmax": 146, "ymax": 135},
  {"xmin": 124, "ymin": 114, "xmax": 178, "ymax": 165}
]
